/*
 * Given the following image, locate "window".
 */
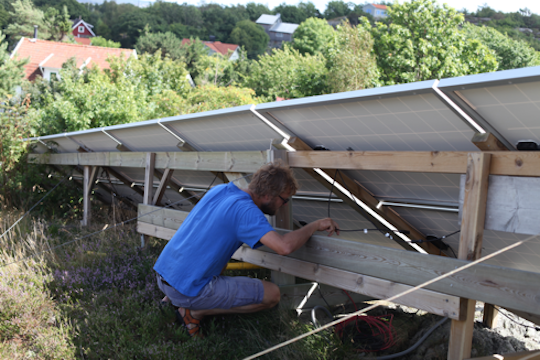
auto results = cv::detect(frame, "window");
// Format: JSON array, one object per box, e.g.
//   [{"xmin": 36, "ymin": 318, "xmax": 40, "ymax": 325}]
[
  {"xmin": 276, "ymin": 32, "xmax": 283, "ymax": 38},
  {"xmin": 376, "ymin": 10, "xmax": 380, "ymax": 15},
  {"xmin": 50, "ymin": 72, "xmax": 57, "ymax": 80},
  {"xmin": 366, "ymin": 8, "xmax": 372, "ymax": 13},
  {"xmin": 78, "ymin": 26, "xmax": 85, "ymax": 33}
]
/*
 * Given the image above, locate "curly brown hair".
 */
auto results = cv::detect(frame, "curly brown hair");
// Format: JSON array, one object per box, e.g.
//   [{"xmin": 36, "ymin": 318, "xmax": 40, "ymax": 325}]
[{"xmin": 248, "ymin": 161, "xmax": 299, "ymax": 198}]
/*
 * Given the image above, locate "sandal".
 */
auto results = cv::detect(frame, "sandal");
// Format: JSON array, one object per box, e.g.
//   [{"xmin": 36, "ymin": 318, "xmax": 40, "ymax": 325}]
[{"xmin": 176, "ymin": 308, "xmax": 203, "ymax": 338}]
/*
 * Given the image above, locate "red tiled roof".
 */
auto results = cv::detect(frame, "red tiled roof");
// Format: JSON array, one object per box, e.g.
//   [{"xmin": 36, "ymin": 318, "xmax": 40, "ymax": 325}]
[
  {"xmin": 74, "ymin": 37, "xmax": 92, "ymax": 45},
  {"xmin": 203, "ymin": 41, "xmax": 239, "ymax": 56},
  {"xmin": 11, "ymin": 38, "xmax": 135, "ymax": 81},
  {"xmin": 182, "ymin": 39, "xmax": 239, "ymax": 57},
  {"xmin": 372, "ymin": 4, "xmax": 387, "ymax": 9}
]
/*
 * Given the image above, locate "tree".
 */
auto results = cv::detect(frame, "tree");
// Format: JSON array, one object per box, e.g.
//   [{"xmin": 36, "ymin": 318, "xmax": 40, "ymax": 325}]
[
  {"xmin": 91, "ymin": 36, "xmax": 121, "ymax": 48},
  {"xmin": 246, "ymin": 2, "xmax": 271, "ymax": 21},
  {"xmin": 33, "ymin": 0, "xmax": 89, "ymax": 19},
  {"xmin": 324, "ymin": 1, "xmax": 351, "ymax": 19},
  {"xmin": 365, "ymin": 0, "xmax": 498, "ymax": 85},
  {"xmin": 185, "ymin": 85, "xmax": 258, "ymax": 113},
  {"xmin": 28, "ymin": 52, "xmax": 191, "ymax": 134},
  {"xmin": 5, "ymin": 0, "xmax": 49, "ymax": 41},
  {"xmin": 135, "ymin": 31, "xmax": 183, "ymax": 59},
  {"xmin": 292, "ymin": 17, "xmax": 334, "ymax": 55},
  {"xmin": 111, "ymin": 9, "xmax": 166, "ymax": 48},
  {"xmin": 273, "ymin": 4, "xmax": 308, "ymax": 24},
  {"xmin": 298, "ymin": 2, "xmax": 321, "ymax": 19},
  {"xmin": 246, "ymin": 45, "xmax": 327, "ymax": 100},
  {"xmin": 0, "ymin": 31, "xmax": 27, "ymax": 97},
  {"xmin": 228, "ymin": 20, "xmax": 269, "ymax": 58},
  {"xmin": 326, "ymin": 20, "xmax": 379, "ymax": 93},
  {"xmin": 462, "ymin": 23, "xmax": 540, "ymax": 70},
  {"xmin": 44, "ymin": 5, "xmax": 71, "ymax": 41},
  {"xmin": 95, "ymin": 19, "xmax": 112, "ymax": 39}
]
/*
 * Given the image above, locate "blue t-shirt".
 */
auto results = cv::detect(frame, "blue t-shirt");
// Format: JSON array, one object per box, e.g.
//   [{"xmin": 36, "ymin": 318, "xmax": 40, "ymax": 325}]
[{"xmin": 153, "ymin": 182, "xmax": 274, "ymax": 297}]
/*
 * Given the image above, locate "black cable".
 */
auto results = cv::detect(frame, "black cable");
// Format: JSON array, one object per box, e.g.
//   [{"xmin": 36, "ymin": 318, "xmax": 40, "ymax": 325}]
[{"xmin": 498, "ymin": 309, "xmax": 540, "ymax": 332}]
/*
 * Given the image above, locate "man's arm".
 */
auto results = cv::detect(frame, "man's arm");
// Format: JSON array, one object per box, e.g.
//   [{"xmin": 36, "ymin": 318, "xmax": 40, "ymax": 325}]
[{"xmin": 259, "ymin": 218, "xmax": 339, "ymax": 256}]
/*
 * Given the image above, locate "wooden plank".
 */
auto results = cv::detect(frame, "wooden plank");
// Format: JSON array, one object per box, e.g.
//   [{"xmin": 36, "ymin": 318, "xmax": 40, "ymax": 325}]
[
  {"xmin": 278, "ymin": 283, "xmax": 373, "ymax": 312},
  {"xmin": 449, "ymin": 152, "xmax": 491, "ymax": 360},
  {"xmin": 29, "ymin": 151, "xmax": 269, "ymax": 173},
  {"xmin": 287, "ymin": 137, "xmax": 441, "ymax": 255},
  {"xmin": 472, "ymin": 133, "xmax": 510, "ymax": 151},
  {"xmin": 465, "ymin": 350, "xmax": 540, "ymax": 360},
  {"xmin": 134, "ymin": 204, "xmax": 540, "ymax": 317},
  {"xmin": 264, "ymin": 231, "xmax": 540, "ymax": 317},
  {"xmin": 225, "ymin": 172, "xmax": 249, "ymax": 189},
  {"xmin": 232, "ymin": 245, "xmax": 461, "ymax": 319},
  {"xmin": 143, "ymin": 153, "xmax": 155, "ymax": 206},
  {"xmin": 137, "ymin": 221, "xmax": 177, "ymax": 240},
  {"xmin": 138, "ymin": 204, "xmax": 189, "ymax": 230},
  {"xmin": 152, "ymin": 168, "xmax": 173, "ymax": 206},
  {"xmin": 287, "ymin": 151, "xmax": 540, "ymax": 177},
  {"xmin": 82, "ymin": 165, "xmax": 96, "ymax": 226}
]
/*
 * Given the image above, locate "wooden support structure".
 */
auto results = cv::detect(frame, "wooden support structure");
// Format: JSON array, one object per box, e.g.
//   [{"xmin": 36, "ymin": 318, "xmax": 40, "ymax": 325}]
[
  {"xmin": 448, "ymin": 153, "xmax": 492, "ymax": 360},
  {"xmin": 82, "ymin": 165, "xmax": 98, "ymax": 226},
  {"xmin": 152, "ymin": 168, "xmax": 174, "ymax": 206},
  {"xmin": 136, "ymin": 205, "xmax": 540, "ymax": 319},
  {"xmin": 141, "ymin": 153, "xmax": 156, "ymax": 246},
  {"xmin": 29, "ymin": 151, "xmax": 269, "ymax": 173},
  {"xmin": 472, "ymin": 133, "xmax": 510, "ymax": 151},
  {"xmin": 287, "ymin": 150, "xmax": 540, "ymax": 177}
]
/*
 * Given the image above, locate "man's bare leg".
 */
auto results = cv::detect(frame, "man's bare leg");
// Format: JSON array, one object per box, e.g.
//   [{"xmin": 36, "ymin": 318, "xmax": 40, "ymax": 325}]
[{"xmin": 178, "ymin": 280, "xmax": 280, "ymax": 331}]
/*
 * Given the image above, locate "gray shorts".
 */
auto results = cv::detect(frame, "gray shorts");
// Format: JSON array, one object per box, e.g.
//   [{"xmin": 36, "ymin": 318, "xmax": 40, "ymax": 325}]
[{"xmin": 156, "ymin": 274, "xmax": 264, "ymax": 310}]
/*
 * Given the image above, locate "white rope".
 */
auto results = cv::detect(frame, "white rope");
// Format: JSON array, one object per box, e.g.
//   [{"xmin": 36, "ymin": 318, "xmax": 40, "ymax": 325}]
[{"xmin": 243, "ymin": 234, "xmax": 538, "ymax": 360}]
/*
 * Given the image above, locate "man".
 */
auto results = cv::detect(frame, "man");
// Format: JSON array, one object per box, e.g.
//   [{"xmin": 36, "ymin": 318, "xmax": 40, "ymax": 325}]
[{"xmin": 154, "ymin": 162, "xmax": 339, "ymax": 337}]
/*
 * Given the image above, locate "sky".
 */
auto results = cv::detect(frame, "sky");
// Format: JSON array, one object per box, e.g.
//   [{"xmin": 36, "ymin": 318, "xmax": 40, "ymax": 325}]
[{"xmin": 165, "ymin": 0, "xmax": 540, "ymax": 16}]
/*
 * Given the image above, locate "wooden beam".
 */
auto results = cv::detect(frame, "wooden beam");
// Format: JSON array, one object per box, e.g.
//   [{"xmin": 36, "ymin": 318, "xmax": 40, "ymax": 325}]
[
  {"xmin": 135, "ymin": 205, "xmax": 540, "ymax": 317},
  {"xmin": 143, "ymin": 153, "xmax": 155, "ymax": 206},
  {"xmin": 103, "ymin": 167, "xmax": 144, "ymax": 196},
  {"xmin": 135, "ymin": 213, "xmax": 461, "ymax": 319},
  {"xmin": 29, "ymin": 151, "xmax": 269, "ymax": 173},
  {"xmin": 232, "ymin": 245, "xmax": 461, "ymax": 319},
  {"xmin": 152, "ymin": 168, "xmax": 173, "ymax": 206},
  {"xmin": 287, "ymin": 137, "xmax": 442, "ymax": 255},
  {"xmin": 472, "ymin": 133, "xmax": 510, "ymax": 151},
  {"xmin": 449, "ymin": 153, "xmax": 492, "ymax": 360},
  {"xmin": 82, "ymin": 165, "xmax": 98, "ymax": 226},
  {"xmin": 465, "ymin": 350, "xmax": 540, "ymax": 360},
  {"xmin": 287, "ymin": 151, "xmax": 540, "ymax": 177},
  {"xmin": 225, "ymin": 172, "xmax": 249, "ymax": 189},
  {"xmin": 504, "ymin": 307, "xmax": 540, "ymax": 327}
]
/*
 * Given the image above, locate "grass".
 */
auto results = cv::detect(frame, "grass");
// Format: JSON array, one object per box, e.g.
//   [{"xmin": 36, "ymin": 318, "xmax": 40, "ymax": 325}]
[{"xmin": 0, "ymin": 210, "xmax": 352, "ymax": 359}]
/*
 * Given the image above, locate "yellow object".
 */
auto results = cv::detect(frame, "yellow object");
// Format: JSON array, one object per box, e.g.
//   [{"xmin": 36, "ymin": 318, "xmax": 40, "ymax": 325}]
[{"xmin": 225, "ymin": 262, "xmax": 263, "ymax": 270}]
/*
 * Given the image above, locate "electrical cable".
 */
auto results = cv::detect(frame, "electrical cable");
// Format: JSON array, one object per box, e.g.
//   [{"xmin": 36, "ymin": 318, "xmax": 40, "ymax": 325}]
[
  {"xmin": 311, "ymin": 305, "xmax": 334, "ymax": 329},
  {"xmin": 375, "ymin": 317, "xmax": 449, "ymax": 360},
  {"xmin": 0, "ymin": 171, "xmax": 72, "ymax": 240},
  {"xmin": 497, "ymin": 308, "xmax": 540, "ymax": 332}
]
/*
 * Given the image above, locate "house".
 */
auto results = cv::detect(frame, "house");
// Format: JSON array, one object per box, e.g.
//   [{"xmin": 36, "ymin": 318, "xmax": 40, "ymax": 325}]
[
  {"xmin": 10, "ymin": 37, "xmax": 136, "ymax": 81},
  {"xmin": 72, "ymin": 17, "xmax": 95, "ymax": 39},
  {"xmin": 256, "ymin": 14, "xmax": 299, "ymax": 48},
  {"xmin": 181, "ymin": 39, "xmax": 240, "ymax": 60},
  {"xmin": 362, "ymin": 4, "xmax": 388, "ymax": 19}
]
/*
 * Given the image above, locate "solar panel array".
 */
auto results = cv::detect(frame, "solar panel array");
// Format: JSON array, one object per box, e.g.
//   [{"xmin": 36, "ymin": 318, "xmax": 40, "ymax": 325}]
[{"xmin": 32, "ymin": 66, "xmax": 540, "ymax": 274}]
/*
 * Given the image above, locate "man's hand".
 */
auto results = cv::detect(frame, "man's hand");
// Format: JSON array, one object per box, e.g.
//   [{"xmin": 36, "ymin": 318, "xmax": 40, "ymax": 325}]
[{"xmin": 316, "ymin": 218, "xmax": 340, "ymax": 237}]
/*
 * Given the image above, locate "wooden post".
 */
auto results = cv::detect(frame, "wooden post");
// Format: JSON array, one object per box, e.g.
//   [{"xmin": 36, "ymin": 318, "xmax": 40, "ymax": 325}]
[
  {"xmin": 82, "ymin": 165, "xmax": 98, "ymax": 226},
  {"xmin": 448, "ymin": 152, "xmax": 492, "ymax": 360},
  {"xmin": 483, "ymin": 304, "xmax": 499, "ymax": 328},
  {"xmin": 269, "ymin": 147, "xmax": 296, "ymax": 285},
  {"xmin": 472, "ymin": 132, "xmax": 507, "ymax": 329},
  {"xmin": 141, "ymin": 153, "xmax": 155, "ymax": 246},
  {"xmin": 152, "ymin": 168, "xmax": 173, "ymax": 206}
]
